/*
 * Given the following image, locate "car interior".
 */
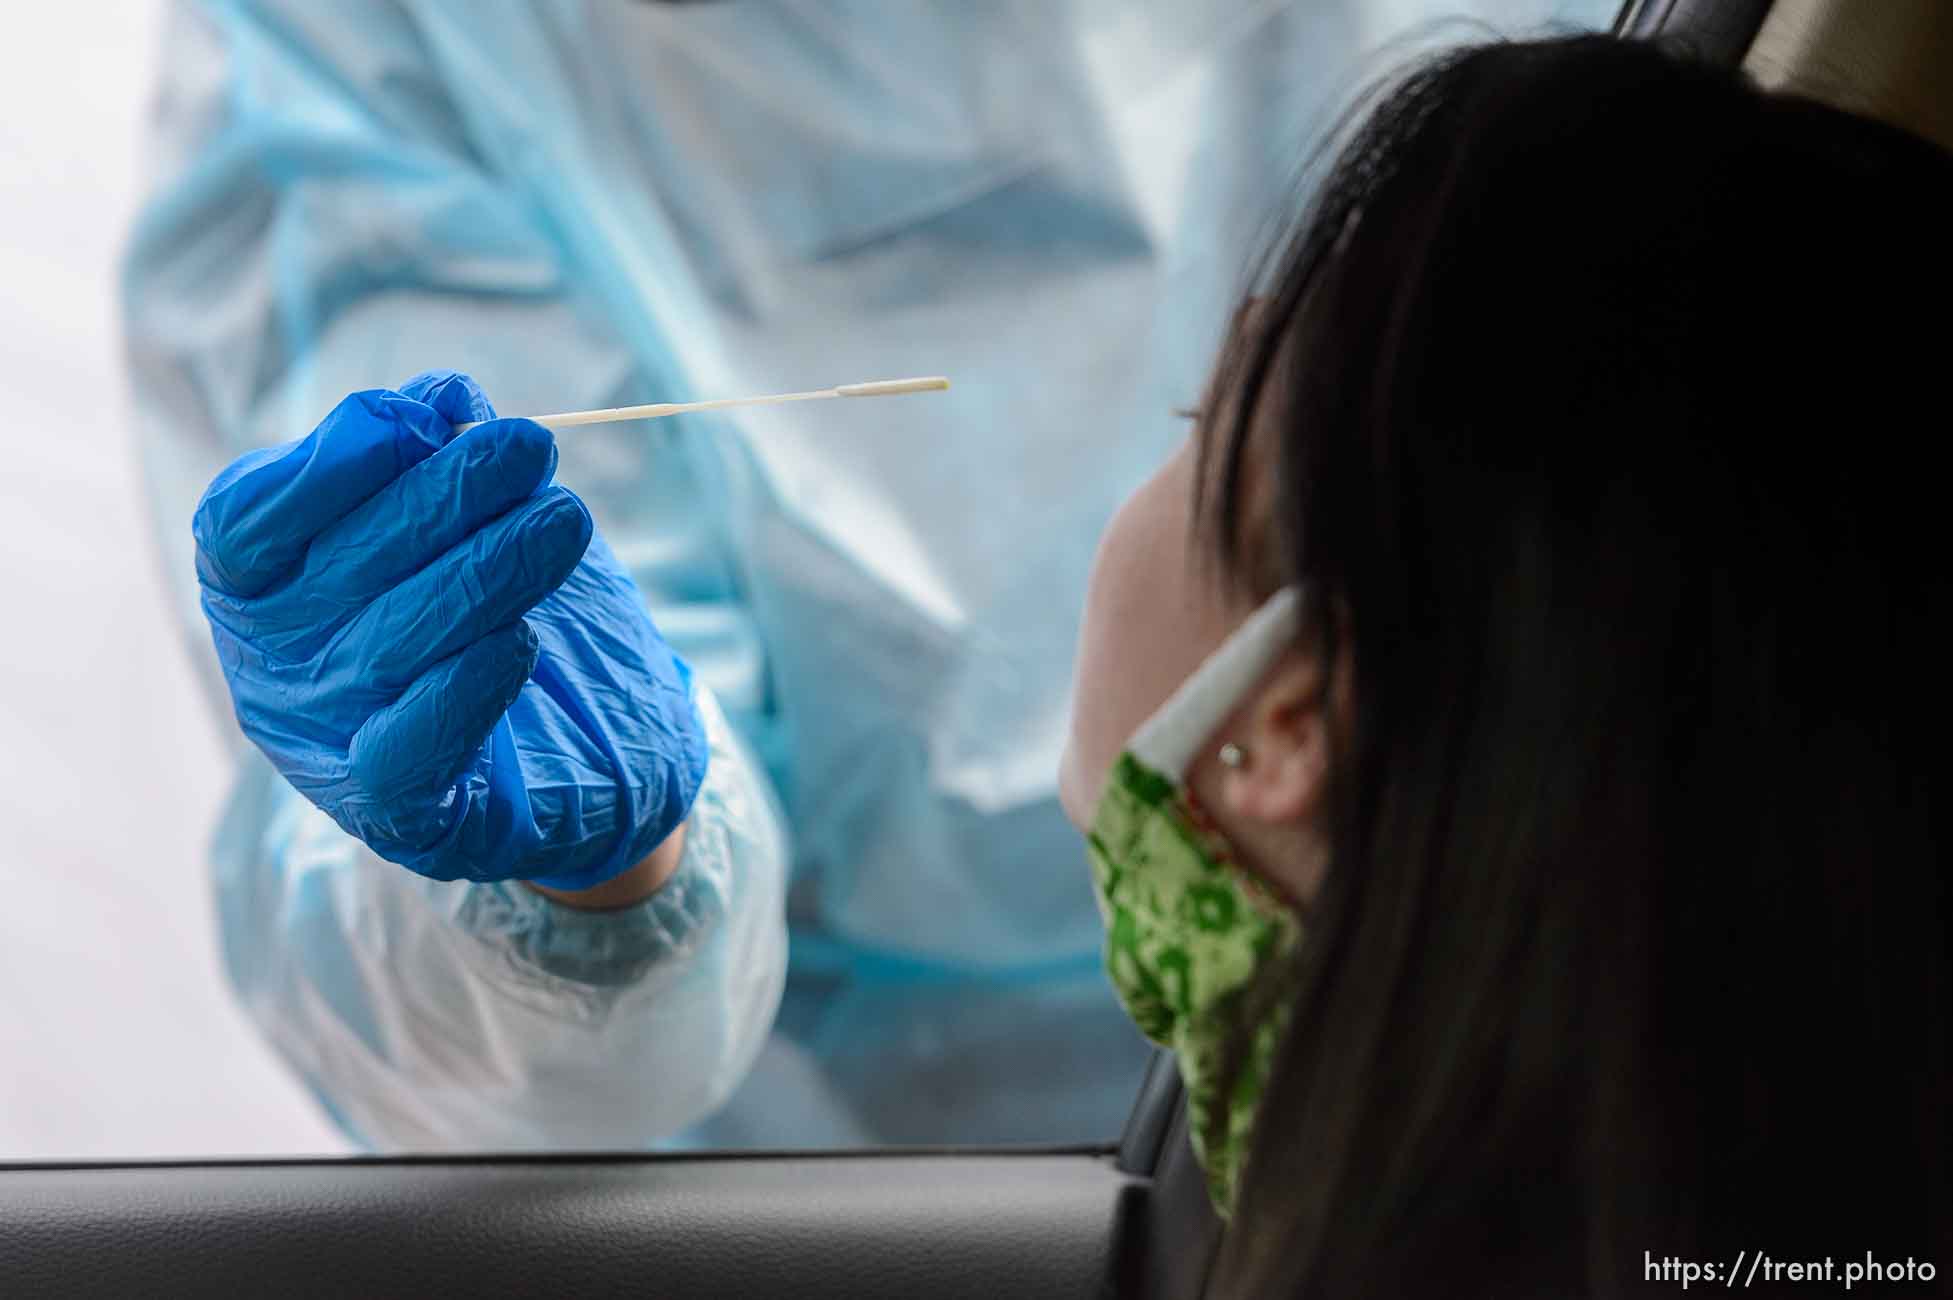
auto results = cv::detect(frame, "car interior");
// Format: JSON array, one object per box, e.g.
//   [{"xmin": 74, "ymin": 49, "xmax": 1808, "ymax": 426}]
[{"xmin": 2, "ymin": 1, "xmax": 1945, "ymax": 1294}]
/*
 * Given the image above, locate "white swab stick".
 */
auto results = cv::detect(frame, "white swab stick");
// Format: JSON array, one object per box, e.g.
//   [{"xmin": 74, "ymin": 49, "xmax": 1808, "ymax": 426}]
[{"xmin": 452, "ymin": 376, "xmax": 950, "ymax": 434}]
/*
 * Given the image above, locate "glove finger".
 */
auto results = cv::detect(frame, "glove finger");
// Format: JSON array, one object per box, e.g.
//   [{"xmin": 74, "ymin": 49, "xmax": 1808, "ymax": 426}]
[
  {"xmin": 192, "ymin": 388, "xmax": 457, "ymax": 598},
  {"xmin": 397, "ymin": 370, "xmax": 496, "ymax": 425},
  {"xmin": 316, "ymin": 486, "xmax": 592, "ymax": 706},
  {"xmin": 342, "ymin": 619, "xmax": 539, "ymax": 851},
  {"xmin": 282, "ymin": 418, "xmax": 558, "ymax": 615}
]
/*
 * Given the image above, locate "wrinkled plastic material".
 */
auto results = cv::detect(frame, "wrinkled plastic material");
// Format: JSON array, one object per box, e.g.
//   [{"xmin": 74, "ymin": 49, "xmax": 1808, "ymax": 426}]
[
  {"xmin": 193, "ymin": 370, "xmax": 709, "ymax": 892},
  {"xmin": 126, "ymin": 0, "xmax": 1616, "ymax": 1150},
  {"xmin": 215, "ymin": 684, "xmax": 787, "ymax": 1149}
]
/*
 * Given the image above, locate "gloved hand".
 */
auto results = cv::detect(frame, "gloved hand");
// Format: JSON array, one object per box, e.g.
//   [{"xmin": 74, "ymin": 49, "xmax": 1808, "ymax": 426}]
[{"xmin": 193, "ymin": 370, "xmax": 708, "ymax": 891}]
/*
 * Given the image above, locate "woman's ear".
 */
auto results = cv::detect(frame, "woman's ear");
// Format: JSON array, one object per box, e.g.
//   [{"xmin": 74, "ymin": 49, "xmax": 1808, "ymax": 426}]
[{"xmin": 1214, "ymin": 655, "xmax": 1329, "ymax": 828}]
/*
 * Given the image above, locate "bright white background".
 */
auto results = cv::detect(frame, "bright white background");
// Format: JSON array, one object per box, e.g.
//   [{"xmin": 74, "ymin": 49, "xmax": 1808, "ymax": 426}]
[{"xmin": 0, "ymin": 3, "xmax": 346, "ymax": 1156}]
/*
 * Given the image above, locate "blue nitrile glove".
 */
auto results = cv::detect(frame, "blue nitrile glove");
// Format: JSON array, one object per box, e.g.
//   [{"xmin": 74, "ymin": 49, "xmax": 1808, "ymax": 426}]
[{"xmin": 193, "ymin": 370, "xmax": 708, "ymax": 890}]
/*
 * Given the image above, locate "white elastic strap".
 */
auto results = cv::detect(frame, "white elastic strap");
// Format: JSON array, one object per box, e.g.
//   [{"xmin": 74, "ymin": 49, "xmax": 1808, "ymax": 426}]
[{"xmin": 1127, "ymin": 587, "xmax": 1304, "ymax": 780}]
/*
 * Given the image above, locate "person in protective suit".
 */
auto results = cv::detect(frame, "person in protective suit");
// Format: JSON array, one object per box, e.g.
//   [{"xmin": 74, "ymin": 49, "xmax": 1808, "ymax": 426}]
[{"xmin": 124, "ymin": 0, "xmax": 1610, "ymax": 1150}]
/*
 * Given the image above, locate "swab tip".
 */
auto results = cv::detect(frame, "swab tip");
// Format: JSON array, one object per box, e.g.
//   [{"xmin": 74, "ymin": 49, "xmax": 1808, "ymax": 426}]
[{"xmin": 835, "ymin": 376, "xmax": 951, "ymax": 397}]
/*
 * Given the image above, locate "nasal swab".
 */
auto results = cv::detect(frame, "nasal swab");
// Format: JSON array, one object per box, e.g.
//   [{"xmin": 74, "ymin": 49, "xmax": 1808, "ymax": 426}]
[{"xmin": 452, "ymin": 376, "xmax": 950, "ymax": 434}]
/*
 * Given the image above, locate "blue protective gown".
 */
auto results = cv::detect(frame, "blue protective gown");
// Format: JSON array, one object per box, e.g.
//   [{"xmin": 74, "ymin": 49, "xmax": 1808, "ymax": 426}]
[{"xmin": 125, "ymin": 0, "xmax": 1613, "ymax": 1150}]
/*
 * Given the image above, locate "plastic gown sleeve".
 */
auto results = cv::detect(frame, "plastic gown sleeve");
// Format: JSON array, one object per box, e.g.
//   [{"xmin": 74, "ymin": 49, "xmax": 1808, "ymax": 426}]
[
  {"xmin": 218, "ymin": 686, "xmax": 787, "ymax": 1149},
  {"xmin": 124, "ymin": 0, "xmax": 788, "ymax": 1147}
]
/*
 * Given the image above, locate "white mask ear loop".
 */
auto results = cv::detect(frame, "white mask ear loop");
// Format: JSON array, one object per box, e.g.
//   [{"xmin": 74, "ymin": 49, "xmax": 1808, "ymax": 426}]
[{"xmin": 1126, "ymin": 587, "xmax": 1305, "ymax": 783}]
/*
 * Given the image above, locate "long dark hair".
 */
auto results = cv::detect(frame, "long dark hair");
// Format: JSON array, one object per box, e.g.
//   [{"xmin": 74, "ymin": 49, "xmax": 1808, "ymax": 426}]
[{"xmin": 1199, "ymin": 34, "xmax": 1949, "ymax": 1298}]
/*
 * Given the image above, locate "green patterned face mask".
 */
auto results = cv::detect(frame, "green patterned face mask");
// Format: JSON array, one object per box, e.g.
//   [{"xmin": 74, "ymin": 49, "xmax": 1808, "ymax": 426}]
[{"xmin": 1085, "ymin": 588, "xmax": 1305, "ymax": 1217}]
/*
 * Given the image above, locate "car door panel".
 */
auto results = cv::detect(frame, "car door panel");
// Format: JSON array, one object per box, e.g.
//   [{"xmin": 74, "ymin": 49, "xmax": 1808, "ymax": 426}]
[{"xmin": 1, "ymin": 1151, "xmax": 1140, "ymax": 1299}]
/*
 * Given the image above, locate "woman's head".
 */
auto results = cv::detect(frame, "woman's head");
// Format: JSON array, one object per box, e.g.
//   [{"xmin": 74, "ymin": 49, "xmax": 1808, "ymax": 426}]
[
  {"xmin": 1061, "ymin": 394, "xmax": 1340, "ymax": 906},
  {"xmin": 1066, "ymin": 32, "xmax": 1950, "ymax": 1296}
]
